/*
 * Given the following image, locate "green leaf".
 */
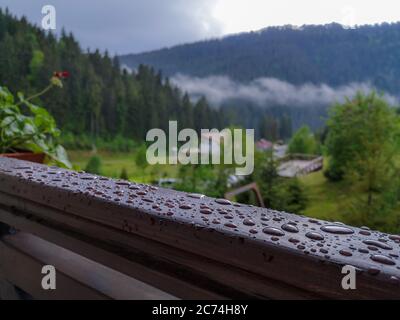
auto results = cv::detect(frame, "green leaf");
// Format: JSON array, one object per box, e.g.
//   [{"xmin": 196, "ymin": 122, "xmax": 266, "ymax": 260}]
[
  {"xmin": 0, "ymin": 85, "xmax": 71, "ymax": 168},
  {"xmin": 0, "ymin": 116, "xmax": 15, "ymax": 127},
  {"xmin": 0, "ymin": 86, "xmax": 14, "ymax": 104},
  {"xmin": 17, "ymin": 92, "xmax": 24, "ymax": 102},
  {"xmin": 53, "ymin": 145, "xmax": 72, "ymax": 168}
]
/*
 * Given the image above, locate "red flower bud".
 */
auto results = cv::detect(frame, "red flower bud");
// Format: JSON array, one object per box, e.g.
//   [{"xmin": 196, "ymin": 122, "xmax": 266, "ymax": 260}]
[{"xmin": 53, "ymin": 71, "xmax": 70, "ymax": 79}]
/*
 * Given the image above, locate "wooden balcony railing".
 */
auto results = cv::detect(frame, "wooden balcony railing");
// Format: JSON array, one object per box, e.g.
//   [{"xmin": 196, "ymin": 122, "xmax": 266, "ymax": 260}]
[{"xmin": 0, "ymin": 157, "xmax": 399, "ymax": 299}]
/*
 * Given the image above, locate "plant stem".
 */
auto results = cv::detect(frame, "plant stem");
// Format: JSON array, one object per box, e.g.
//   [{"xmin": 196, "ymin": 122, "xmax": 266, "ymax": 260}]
[{"xmin": 16, "ymin": 84, "xmax": 54, "ymax": 106}]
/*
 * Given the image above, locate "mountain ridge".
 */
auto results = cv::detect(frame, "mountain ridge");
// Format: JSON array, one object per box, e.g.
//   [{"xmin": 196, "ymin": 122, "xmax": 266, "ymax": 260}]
[{"xmin": 119, "ymin": 22, "xmax": 400, "ymax": 94}]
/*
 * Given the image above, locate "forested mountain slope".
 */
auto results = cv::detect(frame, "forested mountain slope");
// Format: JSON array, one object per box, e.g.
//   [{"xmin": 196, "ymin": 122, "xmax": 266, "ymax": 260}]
[
  {"xmin": 0, "ymin": 9, "xmax": 221, "ymax": 140},
  {"xmin": 120, "ymin": 22, "xmax": 400, "ymax": 94}
]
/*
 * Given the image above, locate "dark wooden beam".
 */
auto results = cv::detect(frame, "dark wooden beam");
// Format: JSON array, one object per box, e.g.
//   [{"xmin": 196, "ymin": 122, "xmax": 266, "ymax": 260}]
[
  {"xmin": 0, "ymin": 232, "xmax": 175, "ymax": 300},
  {"xmin": 0, "ymin": 157, "xmax": 399, "ymax": 299}
]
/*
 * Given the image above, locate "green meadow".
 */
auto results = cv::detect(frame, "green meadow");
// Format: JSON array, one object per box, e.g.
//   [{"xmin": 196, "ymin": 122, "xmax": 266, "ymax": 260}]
[{"xmin": 68, "ymin": 150, "xmax": 179, "ymax": 184}]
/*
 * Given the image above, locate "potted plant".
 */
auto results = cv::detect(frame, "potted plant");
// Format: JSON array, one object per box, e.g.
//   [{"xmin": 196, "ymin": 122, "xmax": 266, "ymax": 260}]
[{"xmin": 0, "ymin": 72, "xmax": 71, "ymax": 168}]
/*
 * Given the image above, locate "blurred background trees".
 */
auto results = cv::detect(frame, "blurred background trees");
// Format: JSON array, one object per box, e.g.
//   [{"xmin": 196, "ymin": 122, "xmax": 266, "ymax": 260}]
[{"xmin": 325, "ymin": 92, "xmax": 400, "ymax": 225}]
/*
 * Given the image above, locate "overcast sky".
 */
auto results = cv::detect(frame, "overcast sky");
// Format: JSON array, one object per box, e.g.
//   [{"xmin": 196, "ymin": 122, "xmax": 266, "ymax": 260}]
[{"xmin": 1, "ymin": 0, "xmax": 400, "ymax": 54}]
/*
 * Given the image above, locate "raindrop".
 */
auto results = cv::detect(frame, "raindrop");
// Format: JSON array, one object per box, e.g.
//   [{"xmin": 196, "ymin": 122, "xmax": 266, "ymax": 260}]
[
  {"xmin": 389, "ymin": 235, "xmax": 400, "ymax": 241},
  {"xmin": 200, "ymin": 208, "xmax": 213, "ymax": 215},
  {"xmin": 14, "ymin": 166, "xmax": 32, "ymax": 170},
  {"xmin": 339, "ymin": 250, "xmax": 352, "ymax": 257},
  {"xmin": 390, "ymin": 276, "xmax": 400, "ymax": 284},
  {"xmin": 305, "ymin": 232, "xmax": 324, "ymax": 241},
  {"xmin": 281, "ymin": 223, "xmax": 299, "ymax": 233},
  {"xmin": 48, "ymin": 171, "xmax": 61, "ymax": 175},
  {"xmin": 263, "ymin": 227, "xmax": 285, "ymax": 237},
  {"xmin": 370, "ymin": 254, "xmax": 396, "ymax": 266},
  {"xmin": 187, "ymin": 193, "xmax": 205, "ymax": 199},
  {"xmin": 81, "ymin": 175, "xmax": 96, "ymax": 180},
  {"xmin": 243, "ymin": 218, "xmax": 256, "ymax": 226},
  {"xmin": 179, "ymin": 204, "xmax": 192, "ymax": 210},
  {"xmin": 215, "ymin": 198, "xmax": 232, "ymax": 205},
  {"xmin": 363, "ymin": 240, "xmax": 393, "ymax": 250},
  {"xmin": 116, "ymin": 181, "xmax": 130, "ymax": 186},
  {"xmin": 224, "ymin": 222, "xmax": 237, "ymax": 229},
  {"xmin": 320, "ymin": 225, "xmax": 354, "ymax": 235}
]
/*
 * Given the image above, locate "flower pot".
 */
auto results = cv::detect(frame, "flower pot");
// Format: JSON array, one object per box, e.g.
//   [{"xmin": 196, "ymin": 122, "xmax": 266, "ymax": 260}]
[{"xmin": 0, "ymin": 152, "xmax": 45, "ymax": 164}]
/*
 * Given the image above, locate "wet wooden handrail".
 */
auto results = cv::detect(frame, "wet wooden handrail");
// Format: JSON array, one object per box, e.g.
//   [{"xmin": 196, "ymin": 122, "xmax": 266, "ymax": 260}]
[{"xmin": 0, "ymin": 157, "xmax": 399, "ymax": 299}]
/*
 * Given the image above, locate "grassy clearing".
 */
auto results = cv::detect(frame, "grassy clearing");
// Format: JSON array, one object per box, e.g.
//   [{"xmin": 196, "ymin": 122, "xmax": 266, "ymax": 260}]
[
  {"xmin": 68, "ymin": 150, "xmax": 179, "ymax": 183},
  {"xmin": 299, "ymin": 168, "xmax": 400, "ymax": 233},
  {"xmin": 299, "ymin": 170, "xmax": 352, "ymax": 221}
]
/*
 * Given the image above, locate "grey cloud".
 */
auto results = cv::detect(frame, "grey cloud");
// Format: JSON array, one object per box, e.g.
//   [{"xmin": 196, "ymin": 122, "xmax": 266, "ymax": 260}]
[
  {"xmin": 0, "ymin": 0, "xmax": 223, "ymax": 54},
  {"xmin": 171, "ymin": 74, "xmax": 399, "ymax": 107}
]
